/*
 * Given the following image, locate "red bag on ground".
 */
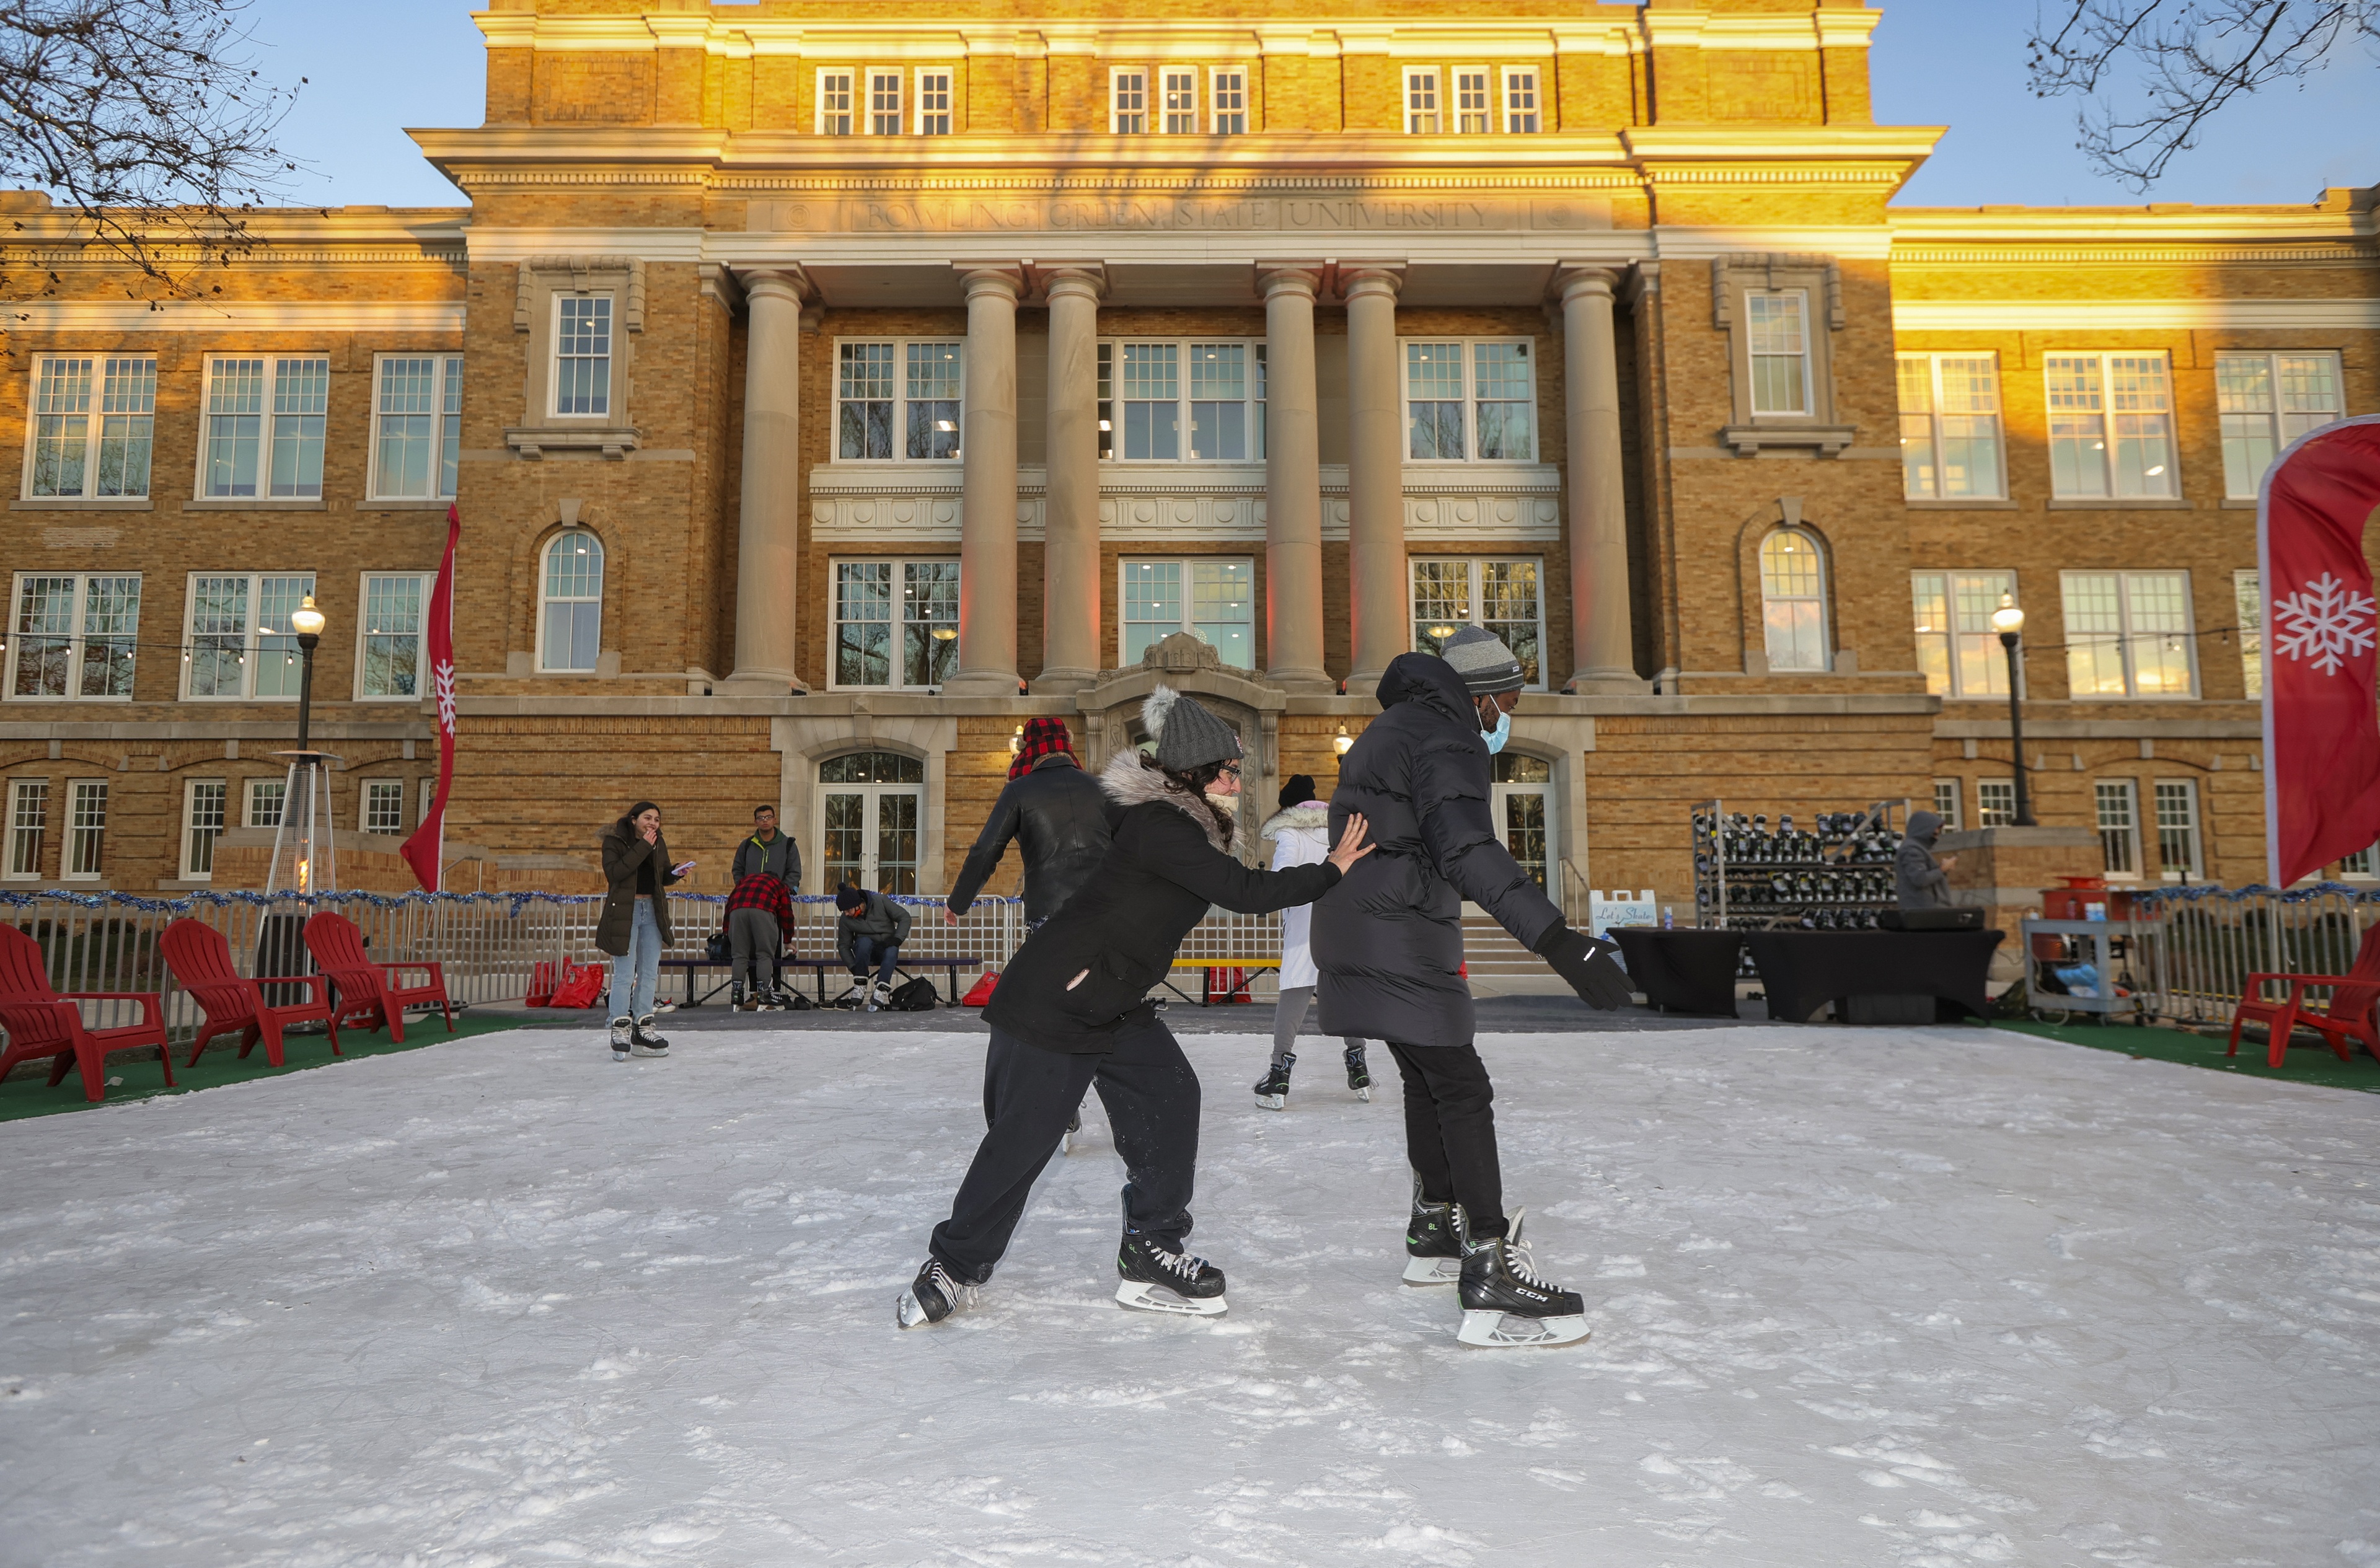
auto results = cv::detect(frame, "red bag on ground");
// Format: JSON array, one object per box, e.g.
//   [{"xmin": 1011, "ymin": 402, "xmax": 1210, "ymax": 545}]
[
  {"xmin": 960, "ymin": 970, "xmax": 998, "ymax": 1006},
  {"xmin": 1205, "ymin": 966, "xmax": 1254, "ymax": 1003},
  {"xmin": 551, "ymin": 960, "xmax": 606, "ymax": 1010}
]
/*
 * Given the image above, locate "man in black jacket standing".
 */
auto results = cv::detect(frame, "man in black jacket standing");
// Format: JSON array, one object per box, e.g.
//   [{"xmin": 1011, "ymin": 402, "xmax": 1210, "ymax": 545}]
[
  {"xmin": 946, "ymin": 716, "xmax": 1113, "ymax": 930},
  {"xmin": 1315, "ymin": 627, "xmax": 1633, "ymax": 1348}
]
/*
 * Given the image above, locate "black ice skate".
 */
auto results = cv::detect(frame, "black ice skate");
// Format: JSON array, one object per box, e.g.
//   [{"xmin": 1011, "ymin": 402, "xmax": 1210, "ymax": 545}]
[
  {"xmin": 896, "ymin": 1259, "xmax": 981, "ymax": 1329},
  {"xmin": 629, "ymin": 1015, "xmax": 669, "ymax": 1058},
  {"xmin": 1344, "ymin": 1045, "xmax": 1372, "ymax": 1102},
  {"xmin": 1115, "ymin": 1231, "xmax": 1228, "ymax": 1317},
  {"xmin": 1403, "ymin": 1178, "xmax": 1468, "ymax": 1285},
  {"xmin": 609, "ymin": 1016, "xmax": 633, "ymax": 1059},
  {"xmin": 1253, "ymin": 1053, "xmax": 1293, "ymax": 1111},
  {"xmin": 1455, "ymin": 1211, "xmax": 1590, "ymax": 1349}
]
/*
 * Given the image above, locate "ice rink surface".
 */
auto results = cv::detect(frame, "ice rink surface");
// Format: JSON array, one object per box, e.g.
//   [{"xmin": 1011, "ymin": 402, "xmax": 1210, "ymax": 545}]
[{"xmin": 3, "ymin": 1023, "xmax": 2376, "ymax": 1567}]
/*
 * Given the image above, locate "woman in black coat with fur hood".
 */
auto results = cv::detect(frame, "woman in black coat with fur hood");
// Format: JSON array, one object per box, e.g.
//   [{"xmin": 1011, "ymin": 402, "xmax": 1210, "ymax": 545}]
[{"xmin": 898, "ymin": 685, "xmax": 1373, "ymax": 1329}]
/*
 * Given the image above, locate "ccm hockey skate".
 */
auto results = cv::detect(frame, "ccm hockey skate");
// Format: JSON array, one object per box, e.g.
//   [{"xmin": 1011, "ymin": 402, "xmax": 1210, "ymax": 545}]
[
  {"xmin": 1253, "ymin": 1053, "xmax": 1293, "ymax": 1111},
  {"xmin": 1455, "ymin": 1210, "xmax": 1591, "ymax": 1349},
  {"xmin": 1344, "ymin": 1045, "xmax": 1372, "ymax": 1101},
  {"xmin": 1115, "ymin": 1231, "xmax": 1228, "ymax": 1316},
  {"xmin": 1402, "ymin": 1179, "xmax": 1467, "ymax": 1285},
  {"xmin": 896, "ymin": 1259, "xmax": 981, "ymax": 1329}
]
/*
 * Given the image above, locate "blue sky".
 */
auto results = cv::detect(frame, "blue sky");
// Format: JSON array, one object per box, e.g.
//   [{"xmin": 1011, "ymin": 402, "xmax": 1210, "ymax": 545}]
[{"xmin": 244, "ymin": 0, "xmax": 2376, "ymax": 211}]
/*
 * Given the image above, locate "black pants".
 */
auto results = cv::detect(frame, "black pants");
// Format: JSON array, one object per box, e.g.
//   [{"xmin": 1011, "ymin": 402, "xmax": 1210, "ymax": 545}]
[
  {"xmin": 929, "ymin": 1017, "xmax": 1201, "ymax": 1285},
  {"xmin": 1386, "ymin": 1042, "xmax": 1507, "ymax": 1240}
]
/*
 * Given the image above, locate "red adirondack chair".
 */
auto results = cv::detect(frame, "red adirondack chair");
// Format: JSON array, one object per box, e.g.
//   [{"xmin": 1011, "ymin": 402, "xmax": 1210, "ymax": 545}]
[
  {"xmin": 2229, "ymin": 922, "xmax": 2380, "ymax": 1069},
  {"xmin": 301, "ymin": 911, "xmax": 454, "ymax": 1044},
  {"xmin": 161, "ymin": 918, "xmax": 342, "ymax": 1070},
  {"xmin": 0, "ymin": 924, "xmax": 172, "ymax": 1103}
]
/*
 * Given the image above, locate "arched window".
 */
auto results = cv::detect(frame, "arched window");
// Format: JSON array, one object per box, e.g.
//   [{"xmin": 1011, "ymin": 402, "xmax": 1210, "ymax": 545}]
[
  {"xmin": 1759, "ymin": 529, "xmax": 1828, "ymax": 672},
  {"xmin": 540, "ymin": 531, "xmax": 604, "ymax": 672}
]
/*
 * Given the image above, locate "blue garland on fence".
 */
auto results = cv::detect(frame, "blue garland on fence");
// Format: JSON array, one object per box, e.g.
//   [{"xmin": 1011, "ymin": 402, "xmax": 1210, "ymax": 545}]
[
  {"xmin": 2126, "ymin": 881, "xmax": 2380, "ymax": 908},
  {"xmin": 0, "ymin": 888, "xmax": 1021, "ymax": 920}
]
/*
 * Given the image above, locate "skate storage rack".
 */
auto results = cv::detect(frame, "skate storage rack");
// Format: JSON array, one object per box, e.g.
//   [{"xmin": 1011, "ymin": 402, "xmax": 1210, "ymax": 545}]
[{"xmin": 1691, "ymin": 797, "xmax": 1910, "ymax": 935}]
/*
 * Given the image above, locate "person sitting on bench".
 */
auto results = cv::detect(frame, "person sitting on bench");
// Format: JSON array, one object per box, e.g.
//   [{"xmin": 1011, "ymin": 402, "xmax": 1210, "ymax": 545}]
[{"xmin": 835, "ymin": 880, "xmax": 912, "ymax": 1012}]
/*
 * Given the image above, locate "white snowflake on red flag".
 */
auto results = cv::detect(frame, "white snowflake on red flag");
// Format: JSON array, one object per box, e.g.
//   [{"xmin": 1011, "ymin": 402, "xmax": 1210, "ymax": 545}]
[{"xmin": 2271, "ymin": 571, "xmax": 2377, "ymax": 676}]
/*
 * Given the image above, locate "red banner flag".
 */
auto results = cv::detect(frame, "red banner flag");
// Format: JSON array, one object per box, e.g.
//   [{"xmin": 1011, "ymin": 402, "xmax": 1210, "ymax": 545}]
[
  {"xmin": 2261, "ymin": 414, "xmax": 2380, "ymax": 886},
  {"xmin": 400, "ymin": 506, "xmax": 461, "ymax": 892}
]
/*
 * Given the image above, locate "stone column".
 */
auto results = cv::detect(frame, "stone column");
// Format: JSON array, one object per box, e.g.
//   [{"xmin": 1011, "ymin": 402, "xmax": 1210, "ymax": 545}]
[
  {"xmin": 1558, "ymin": 265, "xmax": 1640, "ymax": 693},
  {"xmin": 945, "ymin": 265, "xmax": 1025, "ymax": 695},
  {"xmin": 1260, "ymin": 266, "xmax": 1330, "ymax": 691},
  {"xmin": 725, "ymin": 268, "xmax": 808, "ymax": 694},
  {"xmin": 1342, "ymin": 263, "xmax": 1408, "ymax": 689},
  {"xmin": 1035, "ymin": 266, "xmax": 1104, "ymax": 693}
]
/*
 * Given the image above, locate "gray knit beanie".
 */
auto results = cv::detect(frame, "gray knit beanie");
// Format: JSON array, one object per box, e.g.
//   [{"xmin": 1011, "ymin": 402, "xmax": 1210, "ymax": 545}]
[
  {"xmin": 1440, "ymin": 625, "xmax": 1527, "ymax": 695},
  {"xmin": 1143, "ymin": 684, "xmax": 1243, "ymax": 772}
]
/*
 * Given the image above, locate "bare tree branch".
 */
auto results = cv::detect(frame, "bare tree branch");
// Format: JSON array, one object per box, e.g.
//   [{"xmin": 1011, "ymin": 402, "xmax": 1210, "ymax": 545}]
[{"xmin": 2027, "ymin": 0, "xmax": 2377, "ymax": 188}]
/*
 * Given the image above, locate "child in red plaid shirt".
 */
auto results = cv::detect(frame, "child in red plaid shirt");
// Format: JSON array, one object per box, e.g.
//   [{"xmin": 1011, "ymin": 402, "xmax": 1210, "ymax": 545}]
[{"xmin": 723, "ymin": 871, "xmax": 795, "ymax": 1010}]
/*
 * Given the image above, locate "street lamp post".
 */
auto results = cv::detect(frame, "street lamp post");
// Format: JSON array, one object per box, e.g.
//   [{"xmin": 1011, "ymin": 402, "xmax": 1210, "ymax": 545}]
[
  {"xmin": 291, "ymin": 594, "xmax": 325, "ymax": 751},
  {"xmin": 266, "ymin": 596, "xmax": 338, "ymax": 896},
  {"xmin": 1990, "ymin": 593, "xmax": 2037, "ymax": 827}
]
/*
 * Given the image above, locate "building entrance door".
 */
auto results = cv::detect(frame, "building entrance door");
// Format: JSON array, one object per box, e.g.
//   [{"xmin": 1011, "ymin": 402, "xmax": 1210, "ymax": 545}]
[
  {"xmin": 1491, "ymin": 754, "xmax": 1555, "ymax": 891},
  {"xmin": 818, "ymin": 750, "xmax": 923, "ymax": 893}
]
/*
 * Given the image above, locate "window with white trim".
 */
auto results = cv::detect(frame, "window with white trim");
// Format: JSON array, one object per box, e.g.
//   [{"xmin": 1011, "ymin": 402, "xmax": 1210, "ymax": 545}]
[
  {"xmin": 1977, "ymin": 779, "xmax": 2017, "ymax": 828},
  {"xmin": 2234, "ymin": 568, "xmax": 2263, "ymax": 698},
  {"xmin": 831, "ymin": 558, "xmax": 960, "ymax": 690},
  {"xmin": 362, "ymin": 779, "xmax": 406, "ymax": 835},
  {"xmin": 2046, "ymin": 353, "xmax": 2177, "ymax": 498},
  {"xmin": 1744, "ymin": 294, "xmax": 1811, "ymax": 416},
  {"xmin": 2339, "ymin": 840, "xmax": 2378, "ymax": 878},
  {"xmin": 183, "ymin": 573, "xmax": 314, "ymax": 700},
  {"xmin": 868, "ymin": 69, "xmax": 902, "ymax": 134},
  {"xmin": 552, "ymin": 296, "xmax": 612, "ymax": 418},
  {"xmin": 358, "ymin": 573, "xmax": 430, "ymax": 700},
  {"xmin": 182, "ymin": 778, "xmax": 227, "ymax": 879},
  {"xmin": 1161, "ymin": 68, "xmax": 1197, "ymax": 133},
  {"xmin": 2061, "ymin": 570, "xmax": 2195, "ymax": 698},
  {"xmin": 2153, "ymin": 780, "xmax": 2202, "ymax": 881},
  {"xmin": 202, "ymin": 356, "xmax": 327, "ymax": 499},
  {"xmin": 1454, "ymin": 68, "xmax": 1491, "ymax": 133},
  {"xmin": 1759, "ymin": 529, "xmax": 1828, "ymax": 672},
  {"xmin": 1211, "ymin": 67, "xmax": 1247, "ymax": 134},
  {"xmin": 65, "ymin": 779, "xmax": 105, "ymax": 879},
  {"xmin": 817, "ymin": 70, "xmax": 854, "ymax": 134},
  {"xmin": 419, "ymin": 776, "xmax": 437, "ymax": 827},
  {"xmin": 1111, "ymin": 69, "xmax": 1147, "ymax": 133},
  {"xmin": 1502, "ymin": 67, "xmax": 1540, "ymax": 132},
  {"xmin": 835, "ymin": 340, "xmax": 963, "ymax": 461},
  {"xmin": 7, "ymin": 573, "xmax": 139, "ymax": 700},
  {"xmin": 26, "ymin": 356, "xmax": 154, "ymax": 498},
  {"xmin": 1122, "ymin": 558, "xmax": 1254, "ymax": 669},
  {"xmin": 1911, "ymin": 571, "xmax": 2016, "ymax": 698},
  {"xmin": 1098, "ymin": 340, "xmax": 1264, "ymax": 461},
  {"xmin": 1897, "ymin": 353, "xmax": 2004, "ymax": 500},
  {"xmin": 370, "ymin": 355, "xmax": 462, "ymax": 500},
  {"xmin": 2097, "ymin": 779, "xmax": 2141, "ymax": 879},
  {"xmin": 6, "ymin": 779, "xmax": 46, "ymax": 878},
  {"xmin": 1932, "ymin": 779, "xmax": 1962, "ymax": 830},
  {"xmin": 540, "ymin": 532, "xmax": 603, "ymax": 673},
  {"xmin": 1411, "ymin": 557, "xmax": 1545, "ymax": 688},
  {"xmin": 247, "ymin": 777, "xmax": 285, "ymax": 829},
  {"xmin": 915, "ymin": 69, "xmax": 952, "ymax": 134},
  {"xmin": 1404, "ymin": 68, "xmax": 1440, "ymax": 133},
  {"xmin": 1403, "ymin": 339, "xmax": 1535, "ymax": 461},
  {"xmin": 2216, "ymin": 351, "xmax": 2342, "ymax": 499}
]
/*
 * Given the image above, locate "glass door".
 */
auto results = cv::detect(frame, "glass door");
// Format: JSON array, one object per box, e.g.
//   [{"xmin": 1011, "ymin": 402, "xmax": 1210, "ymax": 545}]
[
  {"xmin": 1491, "ymin": 754, "xmax": 1554, "ymax": 891},
  {"xmin": 817, "ymin": 751, "xmax": 925, "ymax": 894}
]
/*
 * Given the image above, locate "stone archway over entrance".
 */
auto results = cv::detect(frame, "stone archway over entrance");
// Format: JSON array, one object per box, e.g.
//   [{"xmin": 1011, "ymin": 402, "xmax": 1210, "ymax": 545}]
[{"xmin": 1078, "ymin": 633, "xmax": 1286, "ymax": 863}]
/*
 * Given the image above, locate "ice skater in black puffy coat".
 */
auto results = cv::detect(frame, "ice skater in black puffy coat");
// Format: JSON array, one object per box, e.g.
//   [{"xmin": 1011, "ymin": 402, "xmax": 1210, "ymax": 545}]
[
  {"xmin": 1315, "ymin": 627, "xmax": 1636, "ymax": 1348},
  {"xmin": 896, "ymin": 684, "xmax": 1375, "ymax": 1330}
]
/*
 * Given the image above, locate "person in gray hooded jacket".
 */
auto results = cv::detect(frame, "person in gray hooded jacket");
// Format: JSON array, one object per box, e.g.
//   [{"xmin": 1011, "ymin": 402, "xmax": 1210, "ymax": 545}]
[{"xmin": 1895, "ymin": 809, "xmax": 1957, "ymax": 910}]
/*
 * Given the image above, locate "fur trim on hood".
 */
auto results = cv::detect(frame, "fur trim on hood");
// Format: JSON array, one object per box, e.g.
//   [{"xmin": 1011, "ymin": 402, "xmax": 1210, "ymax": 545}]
[
  {"xmin": 1101, "ymin": 749, "xmax": 1235, "ymax": 853},
  {"xmin": 1259, "ymin": 801, "xmax": 1331, "ymax": 839}
]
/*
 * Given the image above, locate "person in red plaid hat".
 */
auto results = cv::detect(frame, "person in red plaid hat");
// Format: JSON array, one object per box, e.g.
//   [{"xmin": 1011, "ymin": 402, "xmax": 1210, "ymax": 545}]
[
  {"xmin": 946, "ymin": 715, "xmax": 1115, "ymax": 933},
  {"xmin": 722, "ymin": 864, "xmax": 796, "ymax": 1010}
]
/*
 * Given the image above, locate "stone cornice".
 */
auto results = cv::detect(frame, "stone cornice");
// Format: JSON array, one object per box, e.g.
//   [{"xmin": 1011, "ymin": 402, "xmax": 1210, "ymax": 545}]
[{"xmin": 1892, "ymin": 244, "xmax": 2380, "ymax": 268}]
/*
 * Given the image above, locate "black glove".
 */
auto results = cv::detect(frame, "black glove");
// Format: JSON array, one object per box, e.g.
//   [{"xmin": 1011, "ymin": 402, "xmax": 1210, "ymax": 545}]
[{"xmin": 1532, "ymin": 921, "xmax": 1635, "ymax": 1011}]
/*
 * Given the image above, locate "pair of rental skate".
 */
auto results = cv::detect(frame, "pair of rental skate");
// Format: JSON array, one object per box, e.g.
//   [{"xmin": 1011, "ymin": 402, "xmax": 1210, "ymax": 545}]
[
  {"xmin": 895, "ymin": 1181, "xmax": 1591, "ymax": 1349},
  {"xmin": 1251, "ymin": 1046, "xmax": 1370, "ymax": 1110}
]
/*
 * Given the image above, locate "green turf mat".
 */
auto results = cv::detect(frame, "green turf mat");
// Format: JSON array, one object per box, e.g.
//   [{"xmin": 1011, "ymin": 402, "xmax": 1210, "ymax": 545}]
[
  {"xmin": 1994, "ymin": 1016, "xmax": 2380, "ymax": 1094},
  {"xmin": 0, "ymin": 1010, "xmax": 527, "ymax": 1123}
]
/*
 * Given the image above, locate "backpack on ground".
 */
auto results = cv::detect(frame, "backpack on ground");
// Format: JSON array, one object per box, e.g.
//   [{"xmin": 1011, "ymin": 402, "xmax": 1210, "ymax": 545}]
[
  {"xmin": 959, "ymin": 969, "xmax": 998, "ymax": 1006},
  {"xmin": 889, "ymin": 977, "xmax": 939, "ymax": 1011}
]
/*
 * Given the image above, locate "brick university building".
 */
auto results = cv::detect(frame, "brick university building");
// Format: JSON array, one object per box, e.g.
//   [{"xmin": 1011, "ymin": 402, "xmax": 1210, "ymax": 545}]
[{"xmin": 1, "ymin": 0, "xmax": 2374, "ymax": 906}]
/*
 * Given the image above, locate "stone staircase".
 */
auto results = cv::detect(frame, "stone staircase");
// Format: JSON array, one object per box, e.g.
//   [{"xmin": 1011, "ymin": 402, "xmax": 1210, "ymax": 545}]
[{"xmin": 1460, "ymin": 912, "xmax": 1545, "ymax": 977}]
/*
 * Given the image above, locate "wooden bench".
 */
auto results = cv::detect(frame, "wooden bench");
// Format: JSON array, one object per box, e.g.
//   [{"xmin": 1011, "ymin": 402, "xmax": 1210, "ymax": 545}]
[
  {"xmin": 658, "ymin": 953, "xmax": 987, "ymax": 1008},
  {"xmin": 1165, "ymin": 958, "xmax": 1280, "ymax": 1006}
]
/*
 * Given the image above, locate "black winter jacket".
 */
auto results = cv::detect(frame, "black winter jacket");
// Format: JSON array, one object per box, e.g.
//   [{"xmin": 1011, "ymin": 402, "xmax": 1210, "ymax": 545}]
[
  {"xmin": 596, "ymin": 820, "xmax": 683, "ymax": 956},
  {"xmin": 984, "ymin": 752, "xmax": 1341, "ymax": 1053},
  {"xmin": 1315, "ymin": 652, "xmax": 1564, "ymax": 1049},
  {"xmin": 946, "ymin": 753, "xmax": 1116, "ymax": 923}
]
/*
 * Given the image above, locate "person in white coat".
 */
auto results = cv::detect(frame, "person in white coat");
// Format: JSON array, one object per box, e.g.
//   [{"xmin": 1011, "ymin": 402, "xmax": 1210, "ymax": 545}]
[{"xmin": 1254, "ymin": 775, "xmax": 1375, "ymax": 1109}]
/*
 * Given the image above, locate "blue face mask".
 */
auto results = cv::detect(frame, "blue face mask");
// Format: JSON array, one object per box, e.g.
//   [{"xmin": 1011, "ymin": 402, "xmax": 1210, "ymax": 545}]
[{"xmin": 1481, "ymin": 707, "xmax": 1511, "ymax": 755}]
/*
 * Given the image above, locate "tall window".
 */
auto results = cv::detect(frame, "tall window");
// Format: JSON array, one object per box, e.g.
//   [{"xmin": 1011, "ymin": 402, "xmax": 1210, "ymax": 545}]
[
  {"xmin": 1503, "ymin": 68, "xmax": 1540, "ymax": 133},
  {"xmin": 1455, "ymin": 69, "xmax": 1491, "ymax": 133},
  {"xmin": 184, "ymin": 574, "xmax": 314, "ymax": 700},
  {"xmin": 541, "ymin": 532, "xmax": 604, "ymax": 672},
  {"xmin": 2235, "ymin": 569, "xmax": 2263, "ymax": 698},
  {"xmin": 835, "ymin": 341, "xmax": 963, "ymax": 461},
  {"xmin": 359, "ymin": 573, "xmax": 429, "ymax": 700},
  {"xmin": 1492, "ymin": 754, "xmax": 1553, "ymax": 889},
  {"xmin": 553, "ymin": 297, "xmax": 612, "ymax": 417},
  {"xmin": 1404, "ymin": 340, "xmax": 1535, "ymax": 461},
  {"xmin": 1759, "ymin": 529, "xmax": 1828, "ymax": 672},
  {"xmin": 1098, "ymin": 341, "xmax": 1264, "ymax": 462},
  {"xmin": 2153, "ymin": 780, "xmax": 2201, "ymax": 881},
  {"xmin": 1404, "ymin": 68, "xmax": 1440, "ymax": 133},
  {"xmin": 818, "ymin": 751, "xmax": 924, "ymax": 894},
  {"xmin": 183, "ymin": 780, "xmax": 227, "ymax": 879},
  {"xmin": 2046, "ymin": 353, "xmax": 2176, "ymax": 499},
  {"xmin": 363, "ymin": 780, "xmax": 406, "ymax": 835},
  {"xmin": 817, "ymin": 70, "xmax": 854, "ymax": 134},
  {"xmin": 27, "ymin": 356, "xmax": 154, "ymax": 498},
  {"xmin": 2096, "ymin": 780, "xmax": 2140, "ymax": 879},
  {"xmin": 915, "ymin": 69, "xmax": 952, "ymax": 134},
  {"xmin": 1112, "ymin": 69, "xmax": 1147, "ymax": 133},
  {"xmin": 869, "ymin": 69, "xmax": 902, "ymax": 134},
  {"xmin": 1745, "ymin": 294, "xmax": 1811, "ymax": 416},
  {"xmin": 371, "ymin": 355, "xmax": 463, "ymax": 500},
  {"xmin": 1212, "ymin": 68, "xmax": 1247, "ymax": 134},
  {"xmin": 1897, "ymin": 354, "xmax": 2004, "ymax": 500},
  {"xmin": 1122, "ymin": 558, "xmax": 1253, "ymax": 669},
  {"xmin": 832, "ymin": 559, "xmax": 959, "ymax": 689},
  {"xmin": 2061, "ymin": 571, "xmax": 2195, "ymax": 698},
  {"xmin": 8, "ymin": 573, "xmax": 139, "ymax": 700},
  {"xmin": 66, "ymin": 779, "xmax": 105, "ymax": 878},
  {"xmin": 1977, "ymin": 779, "xmax": 2017, "ymax": 827},
  {"xmin": 247, "ymin": 777, "xmax": 285, "ymax": 829},
  {"xmin": 1932, "ymin": 779, "xmax": 1962, "ymax": 830},
  {"xmin": 6, "ymin": 779, "xmax": 46, "ymax": 878},
  {"xmin": 1162, "ymin": 69, "xmax": 1198, "ymax": 133},
  {"xmin": 1411, "ymin": 557, "xmax": 1544, "ymax": 687},
  {"xmin": 204, "ymin": 356, "xmax": 327, "ymax": 499},
  {"xmin": 1911, "ymin": 571, "xmax": 2016, "ymax": 698},
  {"xmin": 2217, "ymin": 351, "xmax": 2342, "ymax": 498}
]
